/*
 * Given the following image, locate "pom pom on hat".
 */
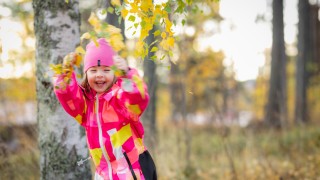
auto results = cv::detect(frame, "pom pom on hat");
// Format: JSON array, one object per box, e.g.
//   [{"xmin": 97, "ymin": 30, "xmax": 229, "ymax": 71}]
[{"xmin": 84, "ymin": 38, "xmax": 116, "ymax": 72}]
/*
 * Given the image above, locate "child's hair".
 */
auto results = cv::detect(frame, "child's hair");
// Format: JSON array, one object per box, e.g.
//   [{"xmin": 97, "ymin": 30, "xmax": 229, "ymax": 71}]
[{"xmin": 81, "ymin": 73, "xmax": 90, "ymax": 92}]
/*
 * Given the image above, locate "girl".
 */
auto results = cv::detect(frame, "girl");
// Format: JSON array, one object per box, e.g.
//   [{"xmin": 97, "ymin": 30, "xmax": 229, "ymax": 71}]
[{"xmin": 53, "ymin": 38, "xmax": 157, "ymax": 180}]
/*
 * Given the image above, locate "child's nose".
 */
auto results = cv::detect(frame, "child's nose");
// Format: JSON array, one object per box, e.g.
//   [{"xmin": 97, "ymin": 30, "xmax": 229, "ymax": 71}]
[{"xmin": 96, "ymin": 70, "xmax": 103, "ymax": 77}]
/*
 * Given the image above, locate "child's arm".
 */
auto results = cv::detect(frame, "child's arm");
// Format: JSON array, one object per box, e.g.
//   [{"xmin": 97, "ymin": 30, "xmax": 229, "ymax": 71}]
[
  {"xmin": 113, "ymin": 56, "xmax": 149, "ymax": 117},
  {"xmin": 53, "ymin": 70, "xmax": 86, "ymax": 125}
]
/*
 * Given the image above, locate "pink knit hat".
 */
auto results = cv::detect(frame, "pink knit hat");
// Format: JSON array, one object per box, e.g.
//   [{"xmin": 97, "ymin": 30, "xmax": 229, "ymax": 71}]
[{"xmin": 84, "ymin": 38, "xmax": 115, "ymax": 72}]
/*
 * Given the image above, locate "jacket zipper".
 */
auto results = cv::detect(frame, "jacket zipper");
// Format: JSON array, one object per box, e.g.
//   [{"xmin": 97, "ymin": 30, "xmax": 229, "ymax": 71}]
[{"xmin": 96, "ymin": 94, "xmax": 113, "ymax": 180}]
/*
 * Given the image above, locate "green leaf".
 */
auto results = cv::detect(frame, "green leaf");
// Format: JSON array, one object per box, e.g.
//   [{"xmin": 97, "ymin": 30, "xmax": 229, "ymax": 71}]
[
  {"xmin": 140, "ymin": 20, "xmax": 146, "ymax": 28},
  {"xmin": 107, "ymin": 7, "xmax": 114, "ymax": 14},
  {"xmin": 153, "ymin": 30, "xmax": 161, "ymax": 36},
  {"xmin": 118, "ymin": 16, "xmax": 122, "ymax": 25},
  {"xmin": 128, "ymin": 15, "xmax": 136, "ymax": 22},
  {"xmin": 173, "ymin": 19, "xmax": 177, "ymax": 26},
  {"xmin": 182, "ymin": 19, "xmax": 186, "ymax": 26},
  {"xmin": 150, "ymin": 55, "xmax": 157, "ymax": 61},
  {"xmin": 65, "ymin": 0, "xmax": 69, "ymax": 3},
  {"xmin": 164, "ymin": 4, "xmax": 171, "ymax": 13},
  {"xmin": 126, "ymin": 26, "xmax": 133, "ymax": 31},
  {"xmin": 150, "ymin": 46, "xmax": 158, "ymax": 52},
  {"xmin": 169, "ymin": 50, "xmax": 173, "ymax": 57},
  {"xmin": 115, "ymin": 6, "xmax": 122, "ymax": 15},
  {"xmin": 101, "ymin": 9, "xmax": 107, "ymax": 15},
  {"xmin": 174, "ymin": 5, "xmax": 184, "ymax": 14},
  {"xmin": 149, "ymin": 40, "xmax": 158, "ymax": 47}
]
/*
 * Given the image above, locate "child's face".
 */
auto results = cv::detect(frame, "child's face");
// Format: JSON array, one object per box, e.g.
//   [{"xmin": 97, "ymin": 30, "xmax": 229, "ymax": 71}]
[{"xmin": 86, "ymin": 66, "xmax": 115, "ymax": 94}]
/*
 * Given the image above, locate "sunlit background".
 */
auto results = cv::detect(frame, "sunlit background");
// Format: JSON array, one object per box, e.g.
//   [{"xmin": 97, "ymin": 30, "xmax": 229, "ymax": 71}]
[
  {"xmin": 0, "ymin": 0, "xmax": 298, "ymax": 81},
  {"xmin": 1, "ymin": 0, "xmax": 320, "ymax": 179}
]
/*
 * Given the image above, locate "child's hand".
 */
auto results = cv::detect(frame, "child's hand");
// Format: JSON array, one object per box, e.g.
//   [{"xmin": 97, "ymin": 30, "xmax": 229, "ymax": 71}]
[
  {"xmin": 62, "ymin": 52, "xmax": 77, "ymax": 74},
  {"xmin": 113, "ymin": 55, "xmax": 129, "ymax": 73}
]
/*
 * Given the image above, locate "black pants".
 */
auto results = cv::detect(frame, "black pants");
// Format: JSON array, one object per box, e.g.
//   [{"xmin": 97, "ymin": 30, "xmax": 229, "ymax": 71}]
[{"xmin": 139, "ymin": 151, "xmax": 157, "ymax": 180}]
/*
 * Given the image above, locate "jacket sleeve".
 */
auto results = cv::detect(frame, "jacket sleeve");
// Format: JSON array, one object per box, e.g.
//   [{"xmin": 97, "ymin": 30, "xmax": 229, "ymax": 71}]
[
  {"xmin": 53, "ymin": 72, "xmax": 86, "ymax": 125},
  {"xmin": 115, "ymin": 68, "xmax": 150, "ymax": 118}
]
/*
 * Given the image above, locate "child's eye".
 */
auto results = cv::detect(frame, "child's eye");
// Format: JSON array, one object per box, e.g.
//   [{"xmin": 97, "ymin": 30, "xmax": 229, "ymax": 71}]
[
  {"xmin": 90, "ymin": 69, "xmax": 97, "ymax": 72},
  {"xmin": 104, "ymin": 69, "xmax": 110, "ymax": 72}
]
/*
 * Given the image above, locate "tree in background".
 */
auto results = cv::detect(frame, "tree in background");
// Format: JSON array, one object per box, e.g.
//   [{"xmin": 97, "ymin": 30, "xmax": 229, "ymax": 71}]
[
  {"xmin": 142, "ymin": 27, "xmax": 158, "ymax": 152},
  {"xmin": 265, "ymin": 0, "xmax": 287, "ymax": 128},
  {"xmin": 295, "ymin": 0, "xmax": 320, "ymax": 124},
  {"xmin": 308, "ymin": 3, "xmax": 320, "ymax": 120},
  {"xmin": 33, "ymin": 0, "xmax": 91, "ymax": 179},
  {"xmin": 104, "ymin": 0, "xmax": 125, "ymax": 39}
]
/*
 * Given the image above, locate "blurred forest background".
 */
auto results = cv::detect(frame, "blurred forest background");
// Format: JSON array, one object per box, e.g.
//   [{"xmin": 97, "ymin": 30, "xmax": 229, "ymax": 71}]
[{"xmin": 1, "ymin": 0, "xmax": 320, "ymax": 179}]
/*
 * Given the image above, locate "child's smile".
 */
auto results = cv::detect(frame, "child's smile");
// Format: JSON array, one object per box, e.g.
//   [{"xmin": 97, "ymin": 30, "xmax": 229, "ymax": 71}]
[{"xmin": 86, "ymin": 66, "xmax": 114, "ymax": 94}]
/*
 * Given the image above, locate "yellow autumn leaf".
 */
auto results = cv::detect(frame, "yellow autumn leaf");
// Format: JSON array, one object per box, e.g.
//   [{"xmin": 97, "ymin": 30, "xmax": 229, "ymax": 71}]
[
  {"xmin": 111, "ymin": 0, "xmax": 121, "ymax": 6},
  {"xmin": 160, "ymin": 39, "xmax": 169, "ymax": 51},
  {"xmin": 91, "ymin": 36, "xmax": 99, "ymax": 47},
  {"xmin": 140, "ymin": 29, "xmax": 149, "ymax": 41},
  {"xmin": 154, "ymin": 5, "xmax": 162, "ymax": 16},
  {"xmin": 74, "ymin": 53, "xmax": 83, "ymax": 67},
  {"xmin": 134, "ymin": 40, "xmax": 145, "ymax": 57},
  {"xmin": 75, "ymin": 46, "xmax": 86, "ymax": 54},
  {"xmin": 165, "ymin": 18, "xmax": 172, "ymax": 32},
  {"xmin": 145, "ymin": 20, "xmax": 153, "ymax": 31},
  {"xmin": 121, "ymin": 8, "xmax": 129, "ymax": 19},
  {"xmin": 167, "ymin": 37, "xmax": 175, "ymax": 48},
  {"xmin": 50, "ymin": 63, "xmax": 63, "ymax": 75},
  {"xmin": 88, "ymin": 12, "xmax": 101, "ymax": 32},
  {"xmin": 140, "ymin": 0, "xmax": 152, "ymax": 12},
  {"xmin": 109, "ymin": 34, "xmax": 125, "ymax": 52},
  {"xmin": 130, "ymin": 3, "xmax": 139, "ymax": 13},
  {"xmin": 80, "ymin": 32, "xmax": 91, "ymax": 41},
  {"xmin": 107, "ymin": 25, "xmax": 121, "ymax": 35},
  {"xmin": 161, "ymin": 32, "xmax": 167, "ymax": 39}
]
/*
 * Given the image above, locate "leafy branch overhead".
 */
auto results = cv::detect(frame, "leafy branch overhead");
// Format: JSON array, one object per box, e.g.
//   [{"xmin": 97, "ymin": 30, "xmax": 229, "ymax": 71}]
[{"xmin": 51, "ymin": 0, "xmax": 215, "ymax": 86}]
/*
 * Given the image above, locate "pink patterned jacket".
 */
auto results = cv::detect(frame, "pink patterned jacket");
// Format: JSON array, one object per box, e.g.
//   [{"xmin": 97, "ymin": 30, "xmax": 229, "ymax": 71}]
[{"xmin": 53, "ymin": 68, "xmax": 149, "ymax": 180}]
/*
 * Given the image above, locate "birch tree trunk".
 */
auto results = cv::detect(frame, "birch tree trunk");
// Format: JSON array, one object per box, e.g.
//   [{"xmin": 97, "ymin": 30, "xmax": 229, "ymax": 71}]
[
  {"xmin": 33, "ymin": 0, "xmax": 91, "ymax": 179},
  {"xmin": 265, "ymin": 0, "xmax": 287, "ymax": 128}
]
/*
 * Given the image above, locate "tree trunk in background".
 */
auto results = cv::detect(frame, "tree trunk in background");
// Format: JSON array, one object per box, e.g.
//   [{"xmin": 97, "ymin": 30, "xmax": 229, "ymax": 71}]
[
  {"xmin": 169, "ymin": 62, "xmax": 184, "ymax": 122},
  {"xmin": 265, "ymin": 0, "xmax": 287, "ymax": 128},
  {"xmin": 295, "ymin": 0, "xmax": 312, "ymax": 124},
  {"xmin": 33, "ymin": 0, "xmax": 91, "ymax": 179},
  {"xmin": 142, "ymin": 28, "xmax": 158, "ymax": 152},
  {"xmin": 104, "ymin": 0, "xmax": 125, "ymax": 39}
]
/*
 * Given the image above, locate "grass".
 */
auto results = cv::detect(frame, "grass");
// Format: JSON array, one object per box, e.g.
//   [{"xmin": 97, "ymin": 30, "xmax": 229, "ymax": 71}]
[
  {"xmin": 154, "ymin": 123, "xmax": 320, "ymax": 180},
  {"xmin": 1, "ymin": 123, "xmax": 320, "ymax": 180}
]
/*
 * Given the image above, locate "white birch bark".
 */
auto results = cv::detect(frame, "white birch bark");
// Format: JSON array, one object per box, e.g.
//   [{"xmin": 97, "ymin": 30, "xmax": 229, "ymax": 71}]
[{"xmin": 33, "ymin": 0, "xmax": 91, "ymax": 179}]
